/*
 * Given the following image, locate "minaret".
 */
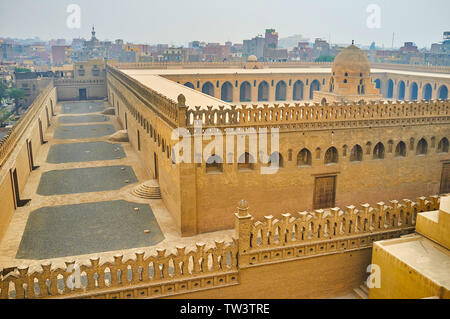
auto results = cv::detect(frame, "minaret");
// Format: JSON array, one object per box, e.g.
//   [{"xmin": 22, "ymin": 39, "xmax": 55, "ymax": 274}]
[{"xmin": 91, "ymin": 25, "xmax": 96, "ymax": 39}]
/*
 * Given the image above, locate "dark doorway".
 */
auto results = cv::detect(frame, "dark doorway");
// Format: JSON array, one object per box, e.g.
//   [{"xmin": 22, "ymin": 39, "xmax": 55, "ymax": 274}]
[
  {"xmin": 154, "ymin": 152, "xmax": 158, "ymax": 179},
  {"xmin": 38, "ymin": 119, "xmax": 46, "ymax": 144},
  {"xmin": 313, "ymin": 175, "xmax": 336, "ymax": 209},
  {"xmin": 79, "ymin": 88, "xmax": 87, "ymax": 100},
  {"xmin": 27, "ymin": 140, "xmax": 38, "ymax": 171},
  {"xmin": 137, "ymin": 130, "xmax": 141, "ymax": 151},
  {"xmin": 125, "ymin": 112, "xmax": 128, "ymax": 129},
  {"xmin": 10, "ymin": 168, "xmax": 30, "ymax": 208},
  {"xmin": 440, "ymin": 163, "xmax": 450, "ymax": 194}
]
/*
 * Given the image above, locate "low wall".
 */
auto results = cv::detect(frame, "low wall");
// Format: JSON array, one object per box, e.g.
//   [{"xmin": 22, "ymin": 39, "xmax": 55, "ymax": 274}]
[{"xmin": 55, "ymin": 79, "xmax": 107, "ymax": 101}]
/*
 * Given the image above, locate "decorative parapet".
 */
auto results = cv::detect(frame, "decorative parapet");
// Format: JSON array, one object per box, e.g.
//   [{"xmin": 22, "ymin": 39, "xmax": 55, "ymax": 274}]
[
  {"xmin": 236, "ymin": 195, "xmax": 440, "ymax": 267},
  {"xmin": 0, "ymin": 81, "xmax": 54, "ymax": 169},
  {"xmin": 185, "ymin": 99, "xmax": 450, "ymax": 130},
  {"xmin": 54, "ymin": 79, "xmax": 105, "ymax": 86},
  {"xmin": 0, "ymin": 240, "xmax": 238, "ymax": 299},
  {"xmin": 107, "ymin": 65, "xmax": 179, "ymax": 128}
]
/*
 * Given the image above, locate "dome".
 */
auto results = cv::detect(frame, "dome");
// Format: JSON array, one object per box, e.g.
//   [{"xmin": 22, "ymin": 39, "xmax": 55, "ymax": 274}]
[
  {"xmin": 247, "ymin": 55, "xmax": 258, "ymax": 62},
  {"xmin": 332, "ymin": 45, "xmax": 370, "ymax": 76}
]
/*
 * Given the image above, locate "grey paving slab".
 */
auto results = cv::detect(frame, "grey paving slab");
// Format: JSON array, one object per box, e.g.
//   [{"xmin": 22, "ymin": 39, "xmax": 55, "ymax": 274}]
[
  {"xmin": 46, "ymin": 142, "xmax": 126, "ymax": 164},
  {"xmin": 54, "ymin": 124, "xmax": 115, "ymax": 139},
  {"xmin": 16, "ymin": 200, "xmax": 164, "ymax": 260},
  {"xmin": 58, "ymin": 114, "xmax": 110, "ymax": 124},
  {"xmin": 37, "ymin": 165, "xmax": 137, "ymax": 196},
  {"xmin": 62, "ymin": 101, "xmax": 105, "ymax": 114}
]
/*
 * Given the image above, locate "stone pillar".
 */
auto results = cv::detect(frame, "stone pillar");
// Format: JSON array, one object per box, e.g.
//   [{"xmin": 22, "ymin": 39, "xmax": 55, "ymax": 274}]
[
  {"xmin": 286, "ymin": 83, "xmax": 293, "ymax": 101},
  {"xmin": 268, "ymin": 82, "xmax": 275, "ymax": 102},
  {"xmin": 177, "ymin": 94, "xmax": 187, "ymax": 127},
  {"xmin": 234, "ymin": 200, "xmax": 253, "ymax": 266},
  {"xmin": 251, "ymin": 84, "xmax": 258, "ymax": 103},
  {"xmin": 233, "ymin": 82, "xmax": 240, "ymax": 103}
]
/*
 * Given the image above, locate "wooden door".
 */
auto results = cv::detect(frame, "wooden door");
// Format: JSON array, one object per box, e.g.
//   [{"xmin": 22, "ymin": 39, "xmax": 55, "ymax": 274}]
[{"xmin": 313, "ymin": 176, "xmax": 336, "ymax": 209}]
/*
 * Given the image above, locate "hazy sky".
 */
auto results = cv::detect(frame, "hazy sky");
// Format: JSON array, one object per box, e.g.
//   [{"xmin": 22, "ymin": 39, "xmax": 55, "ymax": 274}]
[{"xmin": 0, "ymin": 0, "xmax": 448, "ymax": 48}]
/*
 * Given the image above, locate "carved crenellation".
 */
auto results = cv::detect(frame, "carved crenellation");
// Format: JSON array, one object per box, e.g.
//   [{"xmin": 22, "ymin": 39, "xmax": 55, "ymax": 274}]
[
  {"xmin": 107, "ymin": 65, "xmax": 179, "ymax": 127},
  {"xmin": 0, "ymin": 239, "xmax": 238, "ymax": 299},
  {"xmin": 0, "ymin": 82, "xmax": 54, "ymax": 169},
  {"xmin": 237, "ymin": 195, "xmax": 440, "ymax": 267},
  {"xmin": 0, "ymin": 195, "xmax": 441, "ymax": 298},
  {"xmin": 185, "ymin": 99, "xmax": 450, "ymax": 129}
]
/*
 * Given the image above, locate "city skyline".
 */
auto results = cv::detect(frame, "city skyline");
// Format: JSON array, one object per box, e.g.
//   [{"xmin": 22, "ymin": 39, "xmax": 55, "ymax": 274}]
[{"xmin": 0, "ymin": 0, "xmax": 449, "ymax": 48}]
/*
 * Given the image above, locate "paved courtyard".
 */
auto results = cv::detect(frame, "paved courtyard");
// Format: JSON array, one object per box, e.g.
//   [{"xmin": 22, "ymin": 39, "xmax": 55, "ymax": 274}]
[
  {"xmin": 46, "ymin": 141, "xmax": 126, "ymax": 163},
  {"xmin": 54, "ymin": 124, "xmax": 115, "ymax": 139},
  {"xmin": 16, "ymin": 200, "xmax": 164, "ymax": 260},
  {"xmin": 58, "ymin": 114, "xmax": 110, "ymax": 124},
  {"xmin": 62, "ymin": 101, "xmax": 105, "ymax": 114}
]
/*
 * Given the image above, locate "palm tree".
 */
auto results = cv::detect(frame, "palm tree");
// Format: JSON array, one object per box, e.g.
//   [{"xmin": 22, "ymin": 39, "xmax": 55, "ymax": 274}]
[{"xmin": 7, "ymin": 88, "xmax": 25, "ymax": 115}]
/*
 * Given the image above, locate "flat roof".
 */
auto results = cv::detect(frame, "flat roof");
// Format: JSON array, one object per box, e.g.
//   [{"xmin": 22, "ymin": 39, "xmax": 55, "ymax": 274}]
[
  {"xmin": 122, "ymin": 68, "xmax": 450, "ymax": 79},
  {"xmin": 122, "ymin": 70, "xmax": 232, "ymax": 109},
  {"xmin": 376, "ymin": 235, "xmax": 450, "ymax": 289}
]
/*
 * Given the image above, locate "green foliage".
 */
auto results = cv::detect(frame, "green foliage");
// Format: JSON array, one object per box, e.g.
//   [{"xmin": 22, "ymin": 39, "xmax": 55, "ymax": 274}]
[
  {"xmin": 6, "ymin": 88, "xmax": 25, "ymax": 115},
  {"xmin": 315, "ymin": 55, "xmax": 335, "ymax": 62},
  {"xmin": 14, "ymin": 67, "xmax": 31, "ymax": 73}
]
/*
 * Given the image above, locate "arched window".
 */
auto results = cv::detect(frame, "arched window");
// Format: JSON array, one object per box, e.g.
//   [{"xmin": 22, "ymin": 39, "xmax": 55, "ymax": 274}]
[
  {"xmin": 221, "ymin": 81, "xmax": 233, "ymax": 102},
  {"xmin": 258, "ymin": 81, "xmax": 269, "ymax": 101},
  {"xmin": 395, "ymin": 142, "xmax": 406, "ymax": 157},
  {"xmin": 268, "ymin": 152, "xmax": 283, "ymax": 168},
  {"xmin": 315, "ymin": 147, "xmax": 321, "ymax": 159},
  {"xmin": 410, "ymin": 82, "xmax": 418, "ymax": 101},
  {"xmin": 238, "ymin": 152, "xmax": 255, "ymax": 170},
  {"xmin": 275, "ymin": 81, "xmax": 287, "ymax": 101},
  {"xmin": 206, "ymin": 154, "xmax": 223, "ymax": 173},
  {"xmin": 374, "ymin": 79, "xmax": 381, "ymax": 89},
  {"xmin": 297, "ymin": 148, "xmax": 312, "ymax": 166},
  {"xmin": 201, "ymin": 82, "xmax": 214, "ymax": 96},
  {"xmin": 293, "ymin": 80, "xmax": 304, "ymax": 100},
  {"xmin": 240, "ymin": 81, "xmax": 251, "ymax": 102},
  {"xmin": 437, "ymin": 137, "xmax": 449, "ymax": 153},
  {"xmin": 397, "ymin": 81, "xmax": 405, "ymax": 100},
  {"xmin": 350, "ymin": 145, "xmax": 362, "ymax": 162},
  {"xmin": 373, "ymin": 142, "xmax": 385, "ymax": 159},
  {"xmin": 184, "ymin": 82, "xmax": 194, "ymax": 89},
  {"xmin": 309, "ymin": 80, "xmax": 321, "ymax": 99},
  {"xmin": 387, "ymin": 79, "xmax": 394, "ymax": 98},
  {"xmin": 422, "ymin": 83, "xmax": 432, "ymax": 101},
  {"xmin": 416, "ymin": 138, "xmax": 428, "ymax": 155},
  {"xmin": 324, "ymin": 147, "xmax": 338, "ymax": 164},
  {"xmin": 438, "ymin": 85, "xmax": 448, "ymax": 100}
]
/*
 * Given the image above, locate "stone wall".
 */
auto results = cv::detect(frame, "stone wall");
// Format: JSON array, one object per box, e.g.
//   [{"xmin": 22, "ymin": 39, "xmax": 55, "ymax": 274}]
[
  {"xmin": 0, "ymin": 195, "xmax": 440, "ymax": 299},
  {"xmin": 0, "ymin": 83, "xmax": 57, "ymax": 240}
]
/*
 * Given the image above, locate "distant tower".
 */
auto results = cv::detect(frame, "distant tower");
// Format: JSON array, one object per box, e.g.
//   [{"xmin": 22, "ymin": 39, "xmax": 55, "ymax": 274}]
[{"xmin": 92, "ymin": 25, "xmax": 96, "ymax": 39}]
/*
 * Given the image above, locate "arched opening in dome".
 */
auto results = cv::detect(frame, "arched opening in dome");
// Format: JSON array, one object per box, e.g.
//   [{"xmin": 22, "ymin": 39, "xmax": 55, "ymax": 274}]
[
  {"xmin": 309, "ymin": 80, "xmax": 320, "ymax": 100},
  {"xmin": 423, "ymin": 83, "xmax": 432, "ymax": 101},
  {"xmin": 410, "ymin": 82, "xmax": 418, "ymax": 100},
  {"xmin": 240, "ymin": 81, "xmax": 251, "ymax": 102},
  {"xmin": 438, "ymin": 85, "xmax": 448, "ymax": 100},
  {"xmin": 184, "ymin": 82, "xmax": 194, "ymax": 89},
  {"xmin": 275, "ymin": 81, "xmax": 287, "ymax": 101},
  {"xmin": 387, "ymin": 79, "xmax": 394, "ymax": 98},
  {"xmin": 258, "ymin": 81, "xmax": 269, "ymax": 101},
  {"xmin": 397, "ymin": 81, "xmax": 405, "ymax": 100},
  {"xmin": 293, "ymin": 80, "xmax": 304, "ymax": 100},
  {"xmin": 321, "ymin": 98, "xmax": 327, "ymax": 105},
  {"xmin": 221, "ymin": 81, "xmax": 233, "ymax": 102},
  {"xmin": 202, "ymin": 82, "xmax": 214, "ymax": 97}
]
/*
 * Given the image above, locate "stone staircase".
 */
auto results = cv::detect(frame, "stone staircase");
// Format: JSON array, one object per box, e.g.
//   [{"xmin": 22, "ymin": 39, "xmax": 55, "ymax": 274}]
[
  {"xmin": 132, "ymin": 180, "xmax": 161, "ymax": 199},
  {"xmin": 353, "ymin": 281, "xmax": 370, "ymax": 299}
]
